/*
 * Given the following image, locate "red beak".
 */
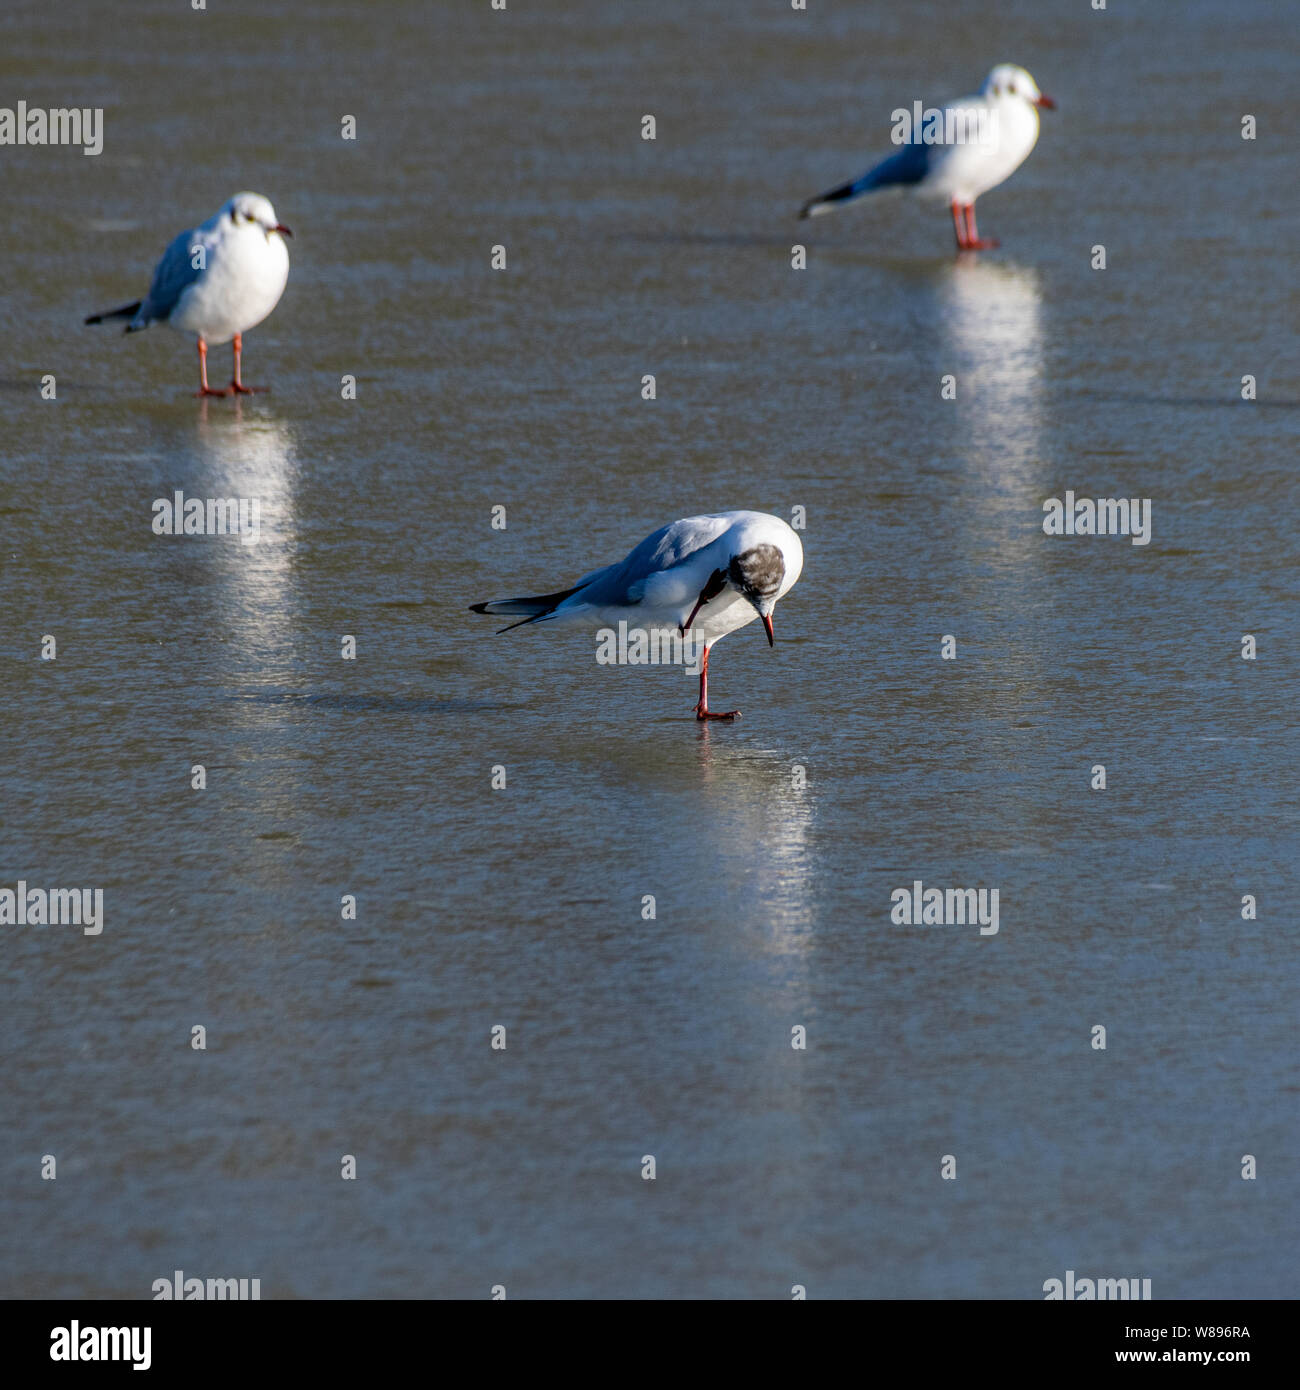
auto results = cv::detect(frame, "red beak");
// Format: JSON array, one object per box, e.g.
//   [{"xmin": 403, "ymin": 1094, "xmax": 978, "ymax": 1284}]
[
  {"xmin": 271, "ymin": 223, "xmax": 293, "ymax": 238},
  {"xmin": 1035, "ymin": 95, "xmax": 1056, "ymax": 110},
  {"xmin": 761, "ymin": 613, "xmax": 774, "ymax": 647}
]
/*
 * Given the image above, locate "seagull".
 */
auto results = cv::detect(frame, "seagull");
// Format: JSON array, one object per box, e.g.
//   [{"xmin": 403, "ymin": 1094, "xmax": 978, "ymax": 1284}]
[
  {"xmin": 85, "ymin": 192, "xmax": 292, "ymax": 396},
  {"xmin": 470, "ymin": 511, "xmax": 804, "ymax": 721},
  {"xmin": 799, "ymin": 64, "xmax": 1054, "ymax": 251}
]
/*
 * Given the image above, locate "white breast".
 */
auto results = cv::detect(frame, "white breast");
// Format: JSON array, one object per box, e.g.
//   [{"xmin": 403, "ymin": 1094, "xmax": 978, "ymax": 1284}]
[
  {"xmin": 170, "ymin": 227, "xmax": 289, "ymax": 345},
  {"xmin": 917, "ymin": 96, "xmax": 1040, "ymax": 203}
]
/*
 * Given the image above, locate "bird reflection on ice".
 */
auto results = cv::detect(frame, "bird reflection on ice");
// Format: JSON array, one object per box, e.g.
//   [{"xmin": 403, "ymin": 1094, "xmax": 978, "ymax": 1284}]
[
  {"xmin": 690, "ymin": 730, "xmax": 817, "ymax": 1156},
  {"xmin": 190, "ymin": 402, "xmax": 302, "ymax": 677},
  {"xmin": 691, "ymin": 729, "xmax": 817, "ymax": 946},
  {"xmin": 934, "ymin": 256, "xmax": 1044, "ymax": 474},
  {"xmin": 918, "ymin": 256, "xmax": 1049, "ymax": 586}
]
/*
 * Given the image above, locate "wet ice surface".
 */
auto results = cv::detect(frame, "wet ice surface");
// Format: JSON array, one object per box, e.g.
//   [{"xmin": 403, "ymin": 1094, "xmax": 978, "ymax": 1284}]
[{"xmin": 0, "ymin": 0, "xmax": 1297, "ymax": 1297}]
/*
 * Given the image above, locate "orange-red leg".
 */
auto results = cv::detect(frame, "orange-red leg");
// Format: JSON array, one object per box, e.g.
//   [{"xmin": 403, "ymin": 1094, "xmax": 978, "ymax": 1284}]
[
  {"xmin": 694, "ymin": 646, "xmax": 740, "ymax": 721},
  {"xmin": 194, "ymin": 339, "xmax": 229, "ymax": 397},
  {"xmin": 230, "ymin": 333, "xmax": 267, "ymax": 394},
  {"xmin": 961, "ymin": 202, "xmax": 999, "ymax": 251},
  {"xmin": 950, "ymin": 200, "xmax": 967, "ymax": 250}
]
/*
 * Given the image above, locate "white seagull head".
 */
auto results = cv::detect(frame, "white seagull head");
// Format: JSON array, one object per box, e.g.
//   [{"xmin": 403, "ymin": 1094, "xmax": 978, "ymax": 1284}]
[
  {"xmin": 683, "ymin": 518, "xmax": 804, "ymax": 648},
  {"xmin": 222, "ymin": 191, "xmax": 293, "ymax": 239},
  {"xmin": 728, "ymin": 544, "xmax": 787, "ymax": 639},
  {"xmin": 981, "ymin": 64, "xmax": 1055, "ymax": 110}
]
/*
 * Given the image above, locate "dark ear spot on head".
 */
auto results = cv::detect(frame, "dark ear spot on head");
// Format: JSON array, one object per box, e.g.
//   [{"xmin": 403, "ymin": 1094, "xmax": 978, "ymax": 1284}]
[{"xmin": 729, "ymin": 543, "xmax": 784, "ymax": 600}]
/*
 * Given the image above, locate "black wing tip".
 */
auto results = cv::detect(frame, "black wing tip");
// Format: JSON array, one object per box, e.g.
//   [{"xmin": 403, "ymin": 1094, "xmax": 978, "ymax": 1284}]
[
  {"xmin": 469, "ymin": 601, "xmax": 525, "ymax": 632},
  {"xmin": 86, "ymin": 300, "xmax": 142, "ymax": 327},
  {"xmin": 800, "ymin": 190, "xmax": 846, "ymax": 218}
]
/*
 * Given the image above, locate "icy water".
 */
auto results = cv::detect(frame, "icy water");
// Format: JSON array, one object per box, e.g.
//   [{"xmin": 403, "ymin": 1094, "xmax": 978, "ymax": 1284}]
[{"xmin": 1, "ymin": 0, "xmax": 1297, "ymax": 1298}]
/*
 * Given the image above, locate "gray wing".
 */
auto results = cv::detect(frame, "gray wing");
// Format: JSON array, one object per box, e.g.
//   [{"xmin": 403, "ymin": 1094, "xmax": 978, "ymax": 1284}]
[
  {"xmin": 853, "ymin": 139, "xmax": 932, "ymax": 193},
  {"xmin": 472, "ymin": 515, "xmax": 734, "ymax": 630},
  {"xmin": 569, "ymin": 515, "xmax": 732, "ymax": 606},
  {"xmin": 138, "ymin": 228, "xmax": 204, "ymax": 324},
  {"xmin": 800, "ymin": 141, "xmax": 932, "ymax": 217}
]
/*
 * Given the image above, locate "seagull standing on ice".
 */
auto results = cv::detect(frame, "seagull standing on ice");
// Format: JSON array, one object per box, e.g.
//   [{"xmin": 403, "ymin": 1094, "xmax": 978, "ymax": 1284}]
[
  {"xmin": 799, "ymin": 64, "xmax": 1054, "ymax": 251},
  {"xmin": 86, "ymin": 192, "xmax": 292, "ymax": 396},
  {"xmin": 470, "ymin": 511, "xmax": 804, "ymax": 721}
]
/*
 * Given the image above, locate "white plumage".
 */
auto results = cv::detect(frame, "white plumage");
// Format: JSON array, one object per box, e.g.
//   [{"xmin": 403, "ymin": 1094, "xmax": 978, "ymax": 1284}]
[
  {"xmin": 800, "ymin": 64, "xmax": 1055, "ymax": 250},
  {"xmin": 86, "ymin": 191, "xmax": 292, "ymax": 395},
  {"xmin": 471, "ymin": 511, "xmax": 804, "ymax": 721}
]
